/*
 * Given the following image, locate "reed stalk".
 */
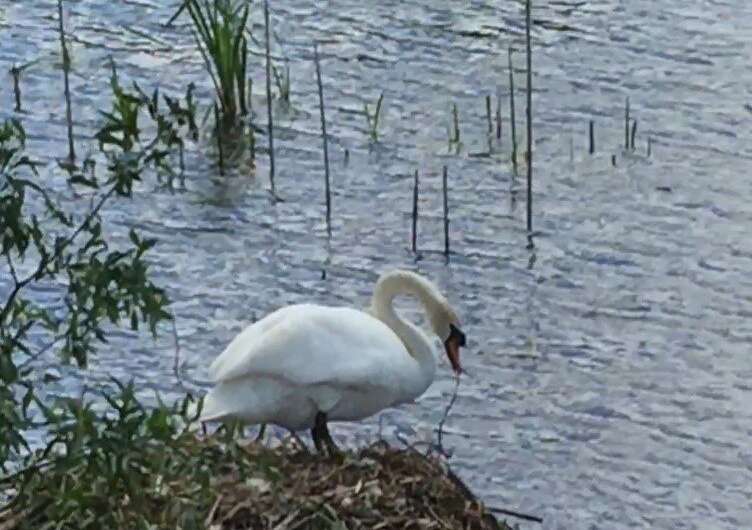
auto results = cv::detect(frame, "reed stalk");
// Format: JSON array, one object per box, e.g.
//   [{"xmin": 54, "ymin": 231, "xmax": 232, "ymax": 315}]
[
  {"xmin": 589, "ymin": 120, "xmax": 595, "ymax": 154},
  {"xmin": 624, "ymin": 96, "xmax": 630, "ymax": 150},
  {"xmin": 264, "ymin": 0, "xmax": 276, "ymax": 197},
  {"xmin": 442, "ymin": 166, "xmax": 450, "ymax": 258},
  {"xmin": 314, "ymin": 44, "xmax": 331, "ymax": 237},
  {"xmin": 485, "ymin": 95, "xmax": 492, "ymax": 135},
  {"xmin": 525, "ymin": 0, "xmax": 533, "ymax": 244},
  {"xmin": 10, "ymin": 66, "xmax": 21, "ymax": 112},
  {"xmin": 57, "ymin": 0, "xmax": 75, "ymax": 163},
  {"xmin": 508, "ymin": 47, "xmax": 517, "ymax": 170},
  {"xmin": 411, "ymin": 169, "xmax": 419, "ymax": 253}
]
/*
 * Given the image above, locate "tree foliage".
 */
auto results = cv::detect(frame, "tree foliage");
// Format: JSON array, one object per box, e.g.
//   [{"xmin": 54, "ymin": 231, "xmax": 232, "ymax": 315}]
[{"xmin": 0, "ymin": 73, "xmax": 197, "ymax": 471}]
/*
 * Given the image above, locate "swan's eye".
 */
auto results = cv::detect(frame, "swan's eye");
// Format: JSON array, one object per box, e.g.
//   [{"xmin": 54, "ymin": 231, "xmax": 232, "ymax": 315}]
[{"xmin": 449, "ymin": 323, "xmax": 466, "ymax": 346}]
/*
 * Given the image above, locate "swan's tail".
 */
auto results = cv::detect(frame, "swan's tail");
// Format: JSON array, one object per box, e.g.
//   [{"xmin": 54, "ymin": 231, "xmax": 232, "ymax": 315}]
[{"xmin": 193, "ymin": 379, "xmax": 276, "ymax": 425}]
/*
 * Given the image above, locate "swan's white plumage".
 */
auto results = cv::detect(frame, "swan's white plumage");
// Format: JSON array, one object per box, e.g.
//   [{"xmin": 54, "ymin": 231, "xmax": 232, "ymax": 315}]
[{"xmin": 199, "ymin": 270, "xmax": 459, "ymax": 431}]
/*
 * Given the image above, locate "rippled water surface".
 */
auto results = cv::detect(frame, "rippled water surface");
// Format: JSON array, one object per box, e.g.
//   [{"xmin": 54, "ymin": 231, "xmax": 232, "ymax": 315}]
[{"xmin": 2, "ymin": 1, "xmax": 752, "ymax": 528}]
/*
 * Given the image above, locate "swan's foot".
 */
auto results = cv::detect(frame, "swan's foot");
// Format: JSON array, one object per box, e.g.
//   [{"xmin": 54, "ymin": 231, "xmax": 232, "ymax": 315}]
[
  {"xmin": 254, "ymin": 423, "xmax": 267, "ymax": 443},
  {"xmin": 312, "ymin": 412, "xmax": 339, "ymax": 456}
]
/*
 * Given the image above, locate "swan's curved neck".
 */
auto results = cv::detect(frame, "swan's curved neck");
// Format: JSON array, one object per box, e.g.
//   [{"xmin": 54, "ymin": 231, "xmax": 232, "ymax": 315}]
[{"xmin": 370, "ymin": 272, "xmax": 439, "ymax": 375}]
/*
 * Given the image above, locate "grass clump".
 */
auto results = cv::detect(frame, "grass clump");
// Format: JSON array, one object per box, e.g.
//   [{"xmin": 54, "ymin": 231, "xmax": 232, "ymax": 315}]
[
  {"xmin": 364, "ymin": 92, "xmax": 385, "ymax": 142},
  {"xmin": 186, "ymin": 0, "xmax": 250, "ymax": 123}
]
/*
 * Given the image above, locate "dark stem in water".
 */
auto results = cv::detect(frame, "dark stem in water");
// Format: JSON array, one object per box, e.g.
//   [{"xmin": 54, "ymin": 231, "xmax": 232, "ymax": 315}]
[
  {"xmin": 452, "ymin": 103, "xmax": 460, "ymax": 143},
  {"xmin": 495, "ymin": 93, "xmax": 502, "ymax": 140},
  {"xmin": 589, "ymin": 120, "xmax": 595, "ymax": 154},
  {"xmin": 264, "ymin": 0, "xmax": 276, "ymax": 197},
  {"xmin": 314, "ymin": 44, "xmax": 331, "ymax": 238},
  {"xmin": 630, "ymin": 120, "xmax": 637, "ymax": 151},
  {"xmin": 442, "ymin": 165, "xmax": 450, "ymax": 259},
  {"xmin": 508, "ymin": 47, "xmax": 518, "ymax": 171},
  {"xmin": 57, "ymin": 0, "xmax": 75, "ymax": 163},
  {"xmin": 411, "ymin": 169, "xmax": 419, "ymax": 254},
  {"xmin": 214, "ymin": 104, "xmax": 224, "ymax": 176},
  {"xmin": 485, "ymin": 94, "xmax": 492, "ymax": 135},
  {"xmin": 624, "ymin": 96, "xmax": 630, "ymax": 150},
  {"xmin": 10, "ymin": 66, "xmax": 21, "ymax": 112},
  {"xmin": 525, "ymin": 0, "xmax": 533, "ymax": 248},
  {"xmin": 647, "ymin": 136, "xmax": 652, "ymax": 157}
]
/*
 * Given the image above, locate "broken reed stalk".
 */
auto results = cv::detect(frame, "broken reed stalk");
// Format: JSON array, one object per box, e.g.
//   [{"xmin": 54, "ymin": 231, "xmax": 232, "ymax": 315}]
[
  {"xmin": 624, "ymin": 96, "xmax": 630, "ymax": 150},
  {"xmin": 485, "ymin": 95, "xmax": 492, "ymax": 135},
  {"xmin": 248, "ymin": 122, "xmax": 256, "ymax": 166},
  {"xmin": 495, "ymin": 93, "xmax": 502, "ymax": 140},
  {"xmin": 165, "ymin": 0, "xmax": 186, "ymax": 27},
  {"xmin": 314, "ymin": 44, "xmax": 331, "ymax": 237},
  {"xmin": 57, "ymin": 0, "xmax": 75, "ymax": 163},
  {"xmin": 525, "ymin": 0, "xmax": 533, "ymax": 243},
  {"xmin": 589, "ymin": 120, "xmax": 595, "ymax": 154},
  {"xmin": 10, "ymin": 66, "xmax": 21, "ymax": 112},
  {"xmin": 508, "ymin": 47, "xmax": 518, "ymax": 170},
  {"xmin": 214, "ymin": 103, "xmax": 224, "ymax": 176},
  {"xmin": 630, "ymin": 120, "xmax": 637, "ymax": 151},
  {"xmin": 264, "ymin": 0, "xmax": 276, "ymax": 196},
  {"xmin": 442, "ymin": 165, "xmax": 450, "ymax": 258},
  {"xmin": 411, "ymin": 169, "xmax": 419, "ymax": 253},
  {"xmin": 452, "ymin": 103, "xmax": 460, "ymax": 143}
]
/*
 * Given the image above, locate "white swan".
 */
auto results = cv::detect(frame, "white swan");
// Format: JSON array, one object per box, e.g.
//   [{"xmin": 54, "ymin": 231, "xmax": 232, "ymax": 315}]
[{"xmin": 199, "ymin": 269, "xmax": 466, "ymax": 452}]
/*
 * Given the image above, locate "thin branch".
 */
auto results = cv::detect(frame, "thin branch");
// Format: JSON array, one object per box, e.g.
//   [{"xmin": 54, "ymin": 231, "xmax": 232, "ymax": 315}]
[
  {"xmin": 0, "ymin": 187, "xmax": 114, "ymax": 324},
  {"xmin": 436, "ymin": 375, "xmax": 460, "ymax": 456}
]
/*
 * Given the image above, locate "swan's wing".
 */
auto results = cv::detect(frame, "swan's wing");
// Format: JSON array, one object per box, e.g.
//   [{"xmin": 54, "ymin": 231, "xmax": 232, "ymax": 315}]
[{"xmin": 208, "ymin": 304, "xmax": 410, "ymax": 390}]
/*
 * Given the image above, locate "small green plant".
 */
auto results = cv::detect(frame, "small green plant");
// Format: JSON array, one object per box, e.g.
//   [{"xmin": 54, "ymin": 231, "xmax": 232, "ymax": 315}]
[
  {"xmin": 186, "ymin": 0, "xmax": 250, "ymax": 123},
  {"xmin": 96, "ymin": 61, "xmax": 198, "ymax": 186},
  {"xmin": 272, "ymin": 62, "xmax": 291, "ymax": 104},
  {"xmin": 363, "ymin": 92, "xmax": 384, "ymax": 142}
]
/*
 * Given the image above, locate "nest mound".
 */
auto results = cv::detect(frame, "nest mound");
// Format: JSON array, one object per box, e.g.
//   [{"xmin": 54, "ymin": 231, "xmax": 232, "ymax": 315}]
[
  {"xmin": 207, "ymin": 440, "xmax": 511, "ymax": 529},
  {"xmin": 1, "ymin": 435, "xmax": 514, "ymax": 529}
]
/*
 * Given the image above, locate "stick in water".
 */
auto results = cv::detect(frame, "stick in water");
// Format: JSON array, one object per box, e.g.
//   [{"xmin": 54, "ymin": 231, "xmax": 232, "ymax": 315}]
[
  {"xmin": 264, "ymin": 0, "xmax": 276, "ymax": 198},
  {"xmin": 525, "ymin": 0, "xmax": 533, "ymax": 247},
  {"xmin": 57, "ymin": 0, "xmax": 75, "ymax": 163},
  {"xmin": 442, "ymin": 165, "xmax": 450, "ymax": 259},
  {"xmin": 589, "ymin": 120, "xmax": 595, "ymax": 154},
  {"xmin": 624, "ymin": 96, "xmax": 630, "ymax": 150},
  {"xmin": 485, "ymin": 94, "xmax": 492, "ymax": 135},
  {"xmin": 10, "ymin": 66, "xmax": 21, "ymax": 112},
  {"xmin": 508, "ymin": 47, "xmax": 518, "ymax": 171},
  {"xmin": 495, "ymin": 92, "xmax": 502, "ymax": 140},
  {"xmin": 314, "ymin": 43, "xmax": 331, "ymax": 237},
  {"xmin": 412, "ymin": 169, "xmax": 419, "ymax": 253},
  {"xmin": 630, "ymin": 120, "xmax": 637, "ymax": 151},
  {"xmin": 214, "ymin": 104, "xmax": 224, "ymax": 176}
]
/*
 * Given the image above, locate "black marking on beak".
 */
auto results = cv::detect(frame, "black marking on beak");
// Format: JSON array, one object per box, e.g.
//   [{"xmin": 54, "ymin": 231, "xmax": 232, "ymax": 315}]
[{"xmin": 449, "ymin": 323, "xmax": 466, "ymax": 346}]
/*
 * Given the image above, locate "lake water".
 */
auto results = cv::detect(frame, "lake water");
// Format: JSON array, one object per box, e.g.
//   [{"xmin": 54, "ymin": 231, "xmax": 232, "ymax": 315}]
[{"xmin": 2, "ymin": 1, "xmax": 751, "ymax": 528}]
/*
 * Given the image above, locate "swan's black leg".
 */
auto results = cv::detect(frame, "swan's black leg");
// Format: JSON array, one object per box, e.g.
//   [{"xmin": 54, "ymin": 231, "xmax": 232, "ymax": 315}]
[
  {"xmin": 311, "ymin": 412, "xmax": 326, "ymax": 453},
  {"xmin": 254, "ymin": 423, "xmax": 267, "ymax": 443},
  {"xmin": 314, "ymin": 412, "xmax": 339, "ymax": 456}
]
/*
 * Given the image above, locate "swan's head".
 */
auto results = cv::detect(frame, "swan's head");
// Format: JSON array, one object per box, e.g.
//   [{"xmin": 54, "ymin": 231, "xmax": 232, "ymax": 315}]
[{"xmin": 429, "ymin": 304, "xmax": 466, "ymax": 375}]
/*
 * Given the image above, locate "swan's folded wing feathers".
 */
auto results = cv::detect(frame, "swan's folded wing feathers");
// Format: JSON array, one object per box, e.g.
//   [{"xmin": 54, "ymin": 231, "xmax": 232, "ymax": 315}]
[{"xmin": 208, "ymin": 305, "xmax": 408, "ymax": 391}]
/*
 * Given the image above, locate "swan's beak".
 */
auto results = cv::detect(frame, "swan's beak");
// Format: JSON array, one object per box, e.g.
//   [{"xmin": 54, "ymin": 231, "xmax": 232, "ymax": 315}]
[{"xmin": 444, "ymin": 324, "xmax": 466, "ymax": 375}]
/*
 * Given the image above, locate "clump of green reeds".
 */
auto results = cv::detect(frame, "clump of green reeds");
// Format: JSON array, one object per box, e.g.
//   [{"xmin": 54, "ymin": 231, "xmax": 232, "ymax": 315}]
[
  {"xmin": 186, "ymin": 0, "xmax": 249, "ymax": 123},
  {"xmin": 364, "ymin": 92, "xmax": 384, "ymax": 141}
]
